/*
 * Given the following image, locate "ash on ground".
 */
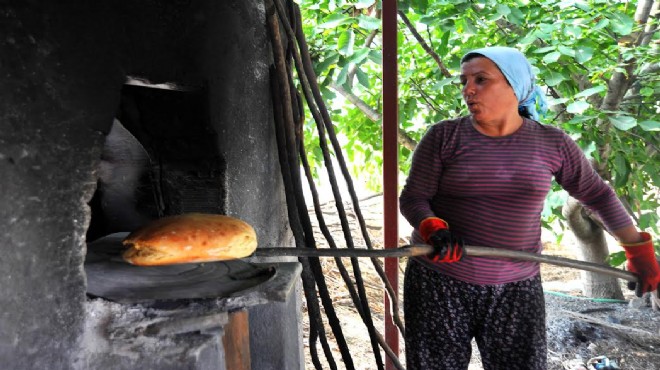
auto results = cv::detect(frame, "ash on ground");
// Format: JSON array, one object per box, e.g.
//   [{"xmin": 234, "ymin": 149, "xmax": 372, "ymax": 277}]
[{"xmin": 544, "ymin": 293, "xmax": 660, "ymax": 370}]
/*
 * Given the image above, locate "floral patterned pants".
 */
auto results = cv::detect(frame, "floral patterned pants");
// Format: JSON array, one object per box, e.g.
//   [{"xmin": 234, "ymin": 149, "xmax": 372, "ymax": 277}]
[{"xmin": 403, "ymin": 259, "xmax": 547, "ymax": 370}]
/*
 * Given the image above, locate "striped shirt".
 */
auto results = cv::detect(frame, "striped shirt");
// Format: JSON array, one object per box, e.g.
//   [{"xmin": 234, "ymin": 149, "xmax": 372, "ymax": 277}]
[{"xmin": 399, "ymin": 116, "xmax": 632, "ymax": 285}]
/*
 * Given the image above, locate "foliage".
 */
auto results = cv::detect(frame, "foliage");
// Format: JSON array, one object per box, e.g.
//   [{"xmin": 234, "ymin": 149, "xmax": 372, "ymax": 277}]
[{"xmin": 296, "ymin": 0, "xmax": 659, "ymax": 235}]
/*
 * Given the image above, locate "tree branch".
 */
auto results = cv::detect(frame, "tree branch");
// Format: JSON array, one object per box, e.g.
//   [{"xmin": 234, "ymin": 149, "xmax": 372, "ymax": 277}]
[
  {"xmin": 330, "ymin": 82, "xmax": 380, "ymax": 121},
  {"xmin": 397, "ymin": 10, "xmax": 452, "ymax": 78},
  {"xmin": 409, "ymin": 78, "xmax": 441, "ymax": 113},
  {"xmin": 347, "ymin": 10, "xmax": 381, "ymax": 84},
  {"xmin": 329, "ymin": 82, "xmax": 418, "ymax": 151},
  {"xmin": 593, "ymin": 0, "xmax": 657, "ymax": 176},
  {"xmin": 635, "ymin": 0, "xmax": 657, "ymax": 46}
]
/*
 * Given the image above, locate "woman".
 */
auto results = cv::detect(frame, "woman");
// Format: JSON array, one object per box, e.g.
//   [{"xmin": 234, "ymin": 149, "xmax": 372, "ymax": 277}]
[{"xmin": 399, "ymin": 46, "xmax": 659, "ymax": 370}]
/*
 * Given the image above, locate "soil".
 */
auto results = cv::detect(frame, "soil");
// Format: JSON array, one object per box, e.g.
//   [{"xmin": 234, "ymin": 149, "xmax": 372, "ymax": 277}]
[{"xmin": 300, "ymin": 194, "xmax": 660, "ymax": 370}]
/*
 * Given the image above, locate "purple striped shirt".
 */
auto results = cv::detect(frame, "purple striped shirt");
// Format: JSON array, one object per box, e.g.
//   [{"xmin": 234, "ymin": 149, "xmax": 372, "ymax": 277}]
[{"xmin": 399, "ymin": 116, "xmax": 632, "ymax": 285}]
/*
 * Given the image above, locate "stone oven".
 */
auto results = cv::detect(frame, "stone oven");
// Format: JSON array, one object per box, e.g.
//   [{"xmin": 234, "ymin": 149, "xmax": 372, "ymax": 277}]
[{"xmin": 0, "ymin": 1, "xmax": 303, "ymax": 369}]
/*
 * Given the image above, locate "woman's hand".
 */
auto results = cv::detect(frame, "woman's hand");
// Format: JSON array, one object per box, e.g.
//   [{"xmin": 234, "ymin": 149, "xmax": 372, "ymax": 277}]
[
  {"xmin": 419, "ymin": 217, "xmax": 464, "ymax": 263},
  {"xmin": 620, "ymin": 232, "xmax": 660, "ymax": 297}
]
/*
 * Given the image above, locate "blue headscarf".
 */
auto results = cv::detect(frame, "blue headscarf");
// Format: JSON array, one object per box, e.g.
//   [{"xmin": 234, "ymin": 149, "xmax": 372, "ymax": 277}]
[{"xmin": 461, "ymin": 46, "xmax": 548, "ymax": 121}]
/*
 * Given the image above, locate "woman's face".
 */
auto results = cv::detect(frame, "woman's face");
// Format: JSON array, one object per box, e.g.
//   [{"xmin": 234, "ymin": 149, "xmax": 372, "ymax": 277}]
[{"xmin": 460, "ymin": 56, "xmax": 520, "ymax": 125}]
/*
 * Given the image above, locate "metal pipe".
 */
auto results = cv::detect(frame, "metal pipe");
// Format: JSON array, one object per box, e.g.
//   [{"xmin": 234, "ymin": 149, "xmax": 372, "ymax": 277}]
[
  {"xmin": 253, "ymin": 244, "xmax": 639, "ymax": 283},
  {"xmin": 382, "ymin": 1, "xmax": 400, "ymax": 368}
]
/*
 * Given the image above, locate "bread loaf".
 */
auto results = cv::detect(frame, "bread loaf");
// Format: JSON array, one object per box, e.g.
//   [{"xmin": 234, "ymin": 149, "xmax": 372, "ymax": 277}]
[{"xmin": 122, "ymin": 213, "xmax": 258, "ymax": 266}]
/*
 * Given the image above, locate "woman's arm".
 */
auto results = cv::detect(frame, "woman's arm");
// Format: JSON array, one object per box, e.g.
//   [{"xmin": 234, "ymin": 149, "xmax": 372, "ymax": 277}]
[
  {"xmin": 399, "ymin": 125, "xmax": 443, "ymax": 228},
  {"xmin": 555, "ymin": 133, "xmax": 633, "ymax": 232},
  {"xmin": 611, "ymin": 224, "xmax": 645, "ymax": 244},
  {"xmin": 555, "ymin": 133, "xmax": 659, "ymax": 295}
]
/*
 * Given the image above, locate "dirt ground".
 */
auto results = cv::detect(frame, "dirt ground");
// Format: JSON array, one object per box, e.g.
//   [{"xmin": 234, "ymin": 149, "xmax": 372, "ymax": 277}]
[{"xmin": 300, "ymin": 194, "xmax": 660, "ymax": 370}]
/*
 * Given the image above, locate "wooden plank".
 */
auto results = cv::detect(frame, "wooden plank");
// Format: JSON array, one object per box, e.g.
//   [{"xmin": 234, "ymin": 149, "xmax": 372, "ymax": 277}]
[{"xmin": 223, "ymin": 310, "xmax": 251, "ymax": 370}]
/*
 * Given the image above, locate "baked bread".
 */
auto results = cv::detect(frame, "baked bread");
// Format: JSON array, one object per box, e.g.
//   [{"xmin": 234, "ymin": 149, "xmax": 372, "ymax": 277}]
[{"xmin": 122, "ymin": 213, "xmax": 258, "ymax": 266}]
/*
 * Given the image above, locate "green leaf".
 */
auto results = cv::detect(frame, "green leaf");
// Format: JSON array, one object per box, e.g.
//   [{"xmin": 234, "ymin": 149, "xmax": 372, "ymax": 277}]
[
  {"xmin": 317, "ymin": 13, "xmax": 355, "ymax": 29},
  {"xmin": 368, "ymin": 50, "xmax": 382, "ymax": 64},
  {"xmin": 547, "ymin": 97, "xmax": 569, "ymax": 106},
  {"xmin": 411, "ymin": 0, "xmax": 429, "ymax": 13},
  {"xmin": 305, "ymin": 3, "xmax": 320, "ymax": 10},
  {"xmin": 313, "ymin": 146, "xmax": 323, "ymax": 163},
  {"xmin": 316, "ymin": 52, "xmax": 340, "ymax": 73},
  {"xmin": 640, "ymin": 87, "xmax": 653, "ymax": 97},
  {"xmin": 541, "ymin": 189, "xmax": 568, "ymax": 219},
  {"xmin": 355, "ymin": 67, "xmax": 370, "ymax": 89},
  {"xmin": 638, "ymin": 120, "xmax": 660, "ymax": 131},
  {"xmin": 539, "ymin": 23, "xmax": 557, "ymax": 34},
  {"xmin": 574, "ymin": 86, "xmax": 606, "ymax": 99},
  {"xmin": 496, "ymin": 4, "xmax": 511, "ymax": 16},
  {"xmin": 329, "ymin": 0, "xmax": 341, "ymax": 12},
  {"xmin": 335, "ymin": 63, "xmax": 350, "ymax": 85},
  {"xmin": 459, "ymin": 18, "xmax": 478, "ymax": 35},
  {"xmin": 508, "ymin": 6, "xmax": 525, "ymax": 25},
  {"xmin": 520, "ymin": 31, "xmax": 538, "ymax": 44},
  {"xmin": 609, "ymin": 115, "xmax": 637, "ymax": 131},
  {"xmin": 347, "ymin": 48, "xmax": 371, "ymax": 64},
  {"xmin": 609, "ymin": 13, "xmax": 634, "ymax": 36},
  {"xmin": 320, "ymin": 86, "xmax": 336, "ymax": 101},
  {"xmin": 564, "ymin": 25, "xmax": 582, "ymax": 39},
  {"xmin": 645, "ymin": 164, "xmax": 660, "ymax": 188},
  {"xmin": 543, "ymin": 51, "xmax": 561, "ymax": 64},
  {"xmin": 574, "ymin": 1, "xmax": 591, "ymax": 11},
  {"xmin": 566, "ymin": 101, "xmax": 590, "ymax": 114},
  {"xmin": 575, "ymin": 46, "xmax": 594, "ymax": 63},
  {"xmin": 357, "ymin": 15, "xmax": 381, "ymax": 31},
  {"xmin": 581, "ymin": 141, "xmax": 597, "ymax": 160},
  {"xmin": 593, "ymin": 18, "xmax": 609, "ymax": 30},
  {"xmin": 613, "ymin": 153, "xmax": 629, "ymax": 188},
  {"xmin": 607, "ymin": 251, "xmax": 627, "ymax": 268},
  {"xmin": 433, "ymin": 77, "xmax": 457, "ymax": 89},
  {"xmin": 544, "ymin": 71, "xmax": 565, "ymax": 86},
  {"xmin": 338, "ymin": 29, "xmax": 355, "ymax": 56},
  {"xmin": 397, "ymin": 0, "xmax": 410, "ymax": 13},
  {"xmin": 418, "ymin": 15, "xmax": 437, "ymax": 26},
  {"xmin": 639, "ymin": 213, "xmax": 659, "ymax": 230},
  {"xmin": 438, "ymin": 31, "xmax": 450, "ymax": 57},
  {"xmin": 558, "ymin": 45, "xmax": 575, "ymax": 57}
]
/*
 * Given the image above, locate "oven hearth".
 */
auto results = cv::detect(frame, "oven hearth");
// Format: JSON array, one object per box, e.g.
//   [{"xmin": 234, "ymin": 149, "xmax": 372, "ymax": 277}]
[{"xmin": 83, "ymin": 233, "xmax": 301, "ymax": 370}]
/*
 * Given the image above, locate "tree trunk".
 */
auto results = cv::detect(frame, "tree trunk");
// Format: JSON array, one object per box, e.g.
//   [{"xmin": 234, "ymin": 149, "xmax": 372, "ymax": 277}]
[{"xmin": 562, "ymin": 197, "xmax": 624, "ymax": 299}]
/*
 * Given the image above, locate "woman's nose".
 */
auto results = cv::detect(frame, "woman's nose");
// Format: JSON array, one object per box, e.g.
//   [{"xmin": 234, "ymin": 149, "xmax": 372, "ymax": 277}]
[{"xmin": 462, "ymin": 83, "xmax": 475, "ymax": 97}]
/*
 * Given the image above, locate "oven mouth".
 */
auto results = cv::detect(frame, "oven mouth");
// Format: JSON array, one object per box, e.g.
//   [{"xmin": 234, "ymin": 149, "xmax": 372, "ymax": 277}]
[{"xmin": 85, "ymin": 232, "xmax": 300, "ymax": 307}]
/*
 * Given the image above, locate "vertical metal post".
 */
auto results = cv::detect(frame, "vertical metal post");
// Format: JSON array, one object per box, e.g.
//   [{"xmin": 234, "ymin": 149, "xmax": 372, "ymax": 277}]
[{"xmin": 382, "ymin": 0, "xmax": 399, "ymax": 369}]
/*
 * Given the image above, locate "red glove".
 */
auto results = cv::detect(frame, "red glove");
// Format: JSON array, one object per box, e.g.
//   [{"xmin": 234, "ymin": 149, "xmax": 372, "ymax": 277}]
[
  {"xmin": 419, "ymin": 217, "xmax": 464, "ymax": 263},
  {"xmin": 622, "ymin": 232, "xmax": 660, "ymax": 297}
]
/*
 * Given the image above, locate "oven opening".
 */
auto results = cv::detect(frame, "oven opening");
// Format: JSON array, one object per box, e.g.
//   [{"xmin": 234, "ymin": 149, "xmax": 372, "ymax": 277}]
[{"xmin": 87, "ymin": 79, "xmax": 226, "ymax": 243}]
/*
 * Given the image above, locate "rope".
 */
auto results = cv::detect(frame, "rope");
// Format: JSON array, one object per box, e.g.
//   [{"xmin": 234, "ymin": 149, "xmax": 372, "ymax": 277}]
[{"xmin": 544, "ymin": 290, "xmax": 628, "ymax": 304}]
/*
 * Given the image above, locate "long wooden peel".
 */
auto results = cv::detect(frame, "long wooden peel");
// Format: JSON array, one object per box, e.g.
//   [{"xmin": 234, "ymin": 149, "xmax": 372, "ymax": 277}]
[{"xmin": 253, "ymin": 244, "xmax": 639, "ymax": 283}]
